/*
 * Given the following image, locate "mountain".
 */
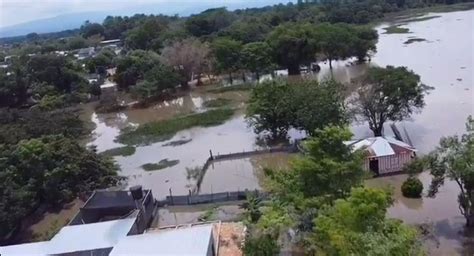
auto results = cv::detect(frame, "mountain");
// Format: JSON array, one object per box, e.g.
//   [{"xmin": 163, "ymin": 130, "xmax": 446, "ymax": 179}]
[{"xmin": 0, "ymin": 0, "xmax": 289, "ymax": 38}]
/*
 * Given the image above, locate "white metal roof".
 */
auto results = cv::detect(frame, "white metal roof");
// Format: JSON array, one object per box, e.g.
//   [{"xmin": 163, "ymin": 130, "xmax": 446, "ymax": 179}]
[
  {"xmin": 109, "ymin": 224, "xmax": 213, "ymax": 256},
  {"xmin": 347, "ymin": 136, "xmax": 416, "ymax": 157},
  {"xmin": 47, "ymin": 218, "xmax": 136, "ymax": 254},
  {"xmin": 0, "ymin": 241, "xmax": 49, "ymax": 256},
  {"xmin": 0, "ymin": 218, "xmax": 136, "ymax": 256}
]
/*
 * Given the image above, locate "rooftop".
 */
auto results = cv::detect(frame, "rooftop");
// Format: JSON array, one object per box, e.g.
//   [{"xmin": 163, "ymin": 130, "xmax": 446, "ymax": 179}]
[
  {"xmin": 345, "ymin": 136, "xmax": 416, "ymax": 157},
  {"xmin": 110, "ymin": 224, "xmax": 213, "ymax": 256}
]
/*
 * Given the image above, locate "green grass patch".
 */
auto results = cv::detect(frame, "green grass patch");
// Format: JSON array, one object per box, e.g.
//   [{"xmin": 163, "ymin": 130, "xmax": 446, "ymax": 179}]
[
  {"xmin": 383, "ymin": 25, "xmax": 410, "ymax": 34},
  {"xmin": 208, "ymin": 83, "xmax": 254, "ymax": 93},
  {"xmin": 117, "ymin": 108, "xmax": 235, "ymax": 145},
  {"xmin": 141, "ymin": 159, "xmax": 180, "ymax": 171},
  {"xmin": 100, "ymin": 146, "xmax": 136, "ymax": 157},
  {"xmin": 198, "ymin": 206, "xmax": 218, "ymax": 221},
  {"xmin": 400, "ymin": 15, "xmax": 441, "ymax": 23},
  {"xmin": 203, "ymin": 98, "xmax": 232, "ymax": 108},
  {"xmin": 404, "ymin": 38, "xmax": 427, "ymax": 44}
]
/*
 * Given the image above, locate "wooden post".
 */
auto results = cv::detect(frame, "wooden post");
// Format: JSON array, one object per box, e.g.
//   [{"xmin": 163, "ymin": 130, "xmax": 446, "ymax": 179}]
[
  {"xmin": 209, "ymin": 150, "xmax": 213, "ymax": 160},
  {"xmin": 188, "ymin": 189, "xmax": 191, "ymax": 205},
  {"xmin": 169, "ymin": 188, "xmax": 174, "ymax": 205}
]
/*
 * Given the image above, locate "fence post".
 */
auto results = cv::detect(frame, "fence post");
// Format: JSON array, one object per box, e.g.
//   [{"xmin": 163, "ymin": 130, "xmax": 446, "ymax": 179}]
[
  {"xmin": 209, "ymin": 150, "xmax": 213, "ymax": 160},
  {"xmin": 169, "ymin": 188, "xmax": 174, "ymax": 205},
  {"xmin": 188, "ymin": 189, "xmax": 191, "ymax": 205}
]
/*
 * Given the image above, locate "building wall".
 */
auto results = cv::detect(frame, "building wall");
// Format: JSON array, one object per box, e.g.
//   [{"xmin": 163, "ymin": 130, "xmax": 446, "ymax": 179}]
[{"xmin": 365, "ymin": 152, "xmax": 414, "ymax": 175}]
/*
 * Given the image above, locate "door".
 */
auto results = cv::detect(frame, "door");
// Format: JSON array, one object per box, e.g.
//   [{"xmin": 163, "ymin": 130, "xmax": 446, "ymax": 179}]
[{"xmin": 369, "ymin": 159, "xmax": 379, "ymax": 175}]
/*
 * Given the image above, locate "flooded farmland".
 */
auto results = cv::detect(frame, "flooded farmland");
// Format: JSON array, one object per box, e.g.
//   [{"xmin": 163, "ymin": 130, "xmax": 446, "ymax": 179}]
[{"xmin": 84, "ymin": 8, "xmax": 473, "ymax": 254}]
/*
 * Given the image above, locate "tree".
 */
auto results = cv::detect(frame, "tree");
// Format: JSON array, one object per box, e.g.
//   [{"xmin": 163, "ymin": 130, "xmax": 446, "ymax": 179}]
[
  {"xmin": 125, "ymin": 17, "xmax": 168, "ymax": 50},
  {"xmin": 310, "ymin": 188, "xmax": 422, "ymax": 255},
  {"xmin": 241, "ymin": 42, "xmax": 274, "ymax": 81},
  {"xmin": 0, "ymin": 135, "xmax": 119, "ymax": 238},
  {"xmin": 353, "ymin": 66, "xmax": 428, "ymax": 136},
  {"xmin": 219, "ymin": 18, "xmax": 271, "ymax": 43},
  {"xmin": 80, "ymin": 22, "xmax": 105, "ymax": 38},
  {"xmin": 315, "ymin": 23, "xmax": 353, "ymax": 69},
  {"xmin": 67, "ymin": 36, "xmax": 88, "ymax": 50},
  {"xmin": 132, "ymin": 65, "xmax": 181, "ymax": 100},
  {"xmin": 246, "ymin": 80, "xmax": 293, "ymax": 138},
  {"xmin": 429, "ymin": 116, "xmax": 474, "ymax": 226},
  {"xmin": 291, "ymin": 79, "xmax": 347, "ymax": 135},
  {"xmin": 114, "ymin": 50, "xmax": 161, "ymax": 90},
  {"xmin": 160, "ymin": 38, "xmax": 211, "ymax": 86},
  {"xmin": 266, "ymin": 23, "xmax": 319, "ymax": 75},
  {"xmin": 246, "ymin": 79, "xmax": 347, "ymax": 138},
  {"xmin": 211, "ymin": 38, "xmax": 242, "ymax": 84},
  {"xmin": 185, "ymin": 8, "xmax": 236, "ymax": 37},
  {"xmin": 351, "ymin": 26, "xmax": 378, "ymax": 62}
]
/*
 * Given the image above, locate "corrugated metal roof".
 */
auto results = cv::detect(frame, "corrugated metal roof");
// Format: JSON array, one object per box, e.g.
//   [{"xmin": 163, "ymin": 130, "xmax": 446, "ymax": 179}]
[
  {"xmin": 347, "ymin": 136, "xmax": 416, "ymax": 157},
  {"xmin": 109, "ymin": 224, "xmax": 213, "ymax": 256}
]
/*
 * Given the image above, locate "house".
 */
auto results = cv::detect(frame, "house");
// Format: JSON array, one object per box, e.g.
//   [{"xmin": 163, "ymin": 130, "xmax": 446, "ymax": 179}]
[
  {"xmin": 346, "ymin": 136, "xmax": 417, "ymax": 175},
  {"xmin": 77, "ymin": 47, "xmax": 95, "ymax": 60}
]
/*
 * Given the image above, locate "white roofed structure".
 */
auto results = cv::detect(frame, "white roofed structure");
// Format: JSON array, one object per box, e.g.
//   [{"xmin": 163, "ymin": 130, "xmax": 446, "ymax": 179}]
[
  {"xmin": 346, "ymin": 136, "xmax": 417, "ymax": 175},
  {"xmin": 110, "ymin": 224, "xmax": 215, "ymax": 256}
]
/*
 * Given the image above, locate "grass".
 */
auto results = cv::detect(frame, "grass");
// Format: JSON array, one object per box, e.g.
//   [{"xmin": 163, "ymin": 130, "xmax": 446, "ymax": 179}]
[
  {"xmin": 404, "ymin": 38, "xmax": 427, "ymax": 44},
  {"xmin": 142, "ymin": 159, "xmax": 180, "ymax": 171},
  {"xmin": 207, "ymin": 83, "xmax": 254, "ymax": 93},
  {"xmin": 117, "ymin": 108, "xmax": 235, "ymax": 145},
  {"xmin": 100, "ymin": 146, "xmax": 136, "ymax": 157},
  {"xmin": 198, "ymin": 206, "xmax": 218, "ymax": 221},
  {"xmin": 203, "ymin": 98, "xmax": 232, "ymax": 108},
  {"xmin": 383, "ymin": 25, "xmax": 410, "ymax": 34},
  {"xmin": 399, "ymin": 15, "xmax": 441, "ymax": 23}
]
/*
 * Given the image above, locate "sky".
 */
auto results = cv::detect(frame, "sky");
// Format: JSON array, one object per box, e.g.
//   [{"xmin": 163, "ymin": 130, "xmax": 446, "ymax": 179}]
[{"xmin": 0, "ymin": 0, "xmax": 287, "ymax": 28}]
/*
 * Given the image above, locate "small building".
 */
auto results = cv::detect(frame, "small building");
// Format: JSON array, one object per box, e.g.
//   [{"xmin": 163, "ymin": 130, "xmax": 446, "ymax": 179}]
[
  {"xmin": 346, "ymin": 136, "xmax": 417, "ymax": 175},
  {"xmin": 77, "ymin": 47, "xmax": 95, "ymax": 60}
]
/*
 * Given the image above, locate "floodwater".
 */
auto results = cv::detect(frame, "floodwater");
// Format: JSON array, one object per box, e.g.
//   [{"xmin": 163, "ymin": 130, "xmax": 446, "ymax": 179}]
[{"xmin": 84, "ymin": 9, "xmax": 473, "ymax": 253}]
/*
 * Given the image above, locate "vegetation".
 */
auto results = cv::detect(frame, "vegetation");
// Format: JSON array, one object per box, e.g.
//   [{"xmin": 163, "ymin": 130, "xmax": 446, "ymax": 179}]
[
  {"xmin": 100, "ymin": 146, "xmax": 136, "ymax": 157},
  {"xmin": 244, "ymin": 126, "xmax": 422, "ymax": 254},
  {"xmin": 402, "ymin": 177, "xmax": 424, "ymax": 198},
  {"xmin": 353, "ymin": 66, "xmax": 429, "ymax": 136},
  {"xmin": 404, "ymin": 38, "xmax": 427, "ymax": 44},
  {"xmin": 0, "ymin": 135, "xmax": 119, "ymax": 238},
  {"xmin": 247, "ymin": 79, "xmax": 347, "ymax": 138},
  {"xmin": 141, "ymin": 159, "xmax": 180, "ymax": 171},
  {"xmin": 117, "ymin": 108, "xmax": 235, "ymax": 145},
  {"xmin": 202, "ymin": 98, "xmax": 232, "ymax": 108},
  {"xmin": 429, "ymin": 116, "xmax": 474, "ymax": 226},
  {"xmin": 383, "ymin": 25, "xmax": 411, "ymax": 34}
]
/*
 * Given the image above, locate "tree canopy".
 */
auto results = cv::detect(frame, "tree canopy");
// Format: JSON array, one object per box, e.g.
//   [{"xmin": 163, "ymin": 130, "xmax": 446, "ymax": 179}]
[
  {"xmin": 429, "ymin": 116, "xmax": 474, "ymax": 226},
  {"xmin": 353, "ymin": 66, "xmax": 428, "ymax": 136}
]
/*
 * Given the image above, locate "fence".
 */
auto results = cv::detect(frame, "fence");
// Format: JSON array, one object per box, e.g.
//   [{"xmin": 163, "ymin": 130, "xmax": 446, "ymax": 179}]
[
  {"xmin": 190, "ymin": 145, "xmax": 298, "ymax": 195},
  {"xmin": 156, "ymin": 189, "xmax": 268, "ymax": 207}
]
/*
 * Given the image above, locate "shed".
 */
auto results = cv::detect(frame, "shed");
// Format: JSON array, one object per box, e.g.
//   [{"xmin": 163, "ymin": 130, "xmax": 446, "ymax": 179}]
[
  {"xmin": 109, "ymin": 224, "xmax": 215, "ymax": 256},
  {"xmin": 346, "ymin": 136, "xmax": 416, "ymax": 175}
]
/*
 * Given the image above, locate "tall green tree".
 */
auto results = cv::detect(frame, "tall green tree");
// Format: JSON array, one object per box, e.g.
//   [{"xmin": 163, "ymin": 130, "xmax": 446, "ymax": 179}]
[
  {"xmin": 114, "ymin": 50, "xmax": 161, "ymax": 90},
  {"xmin": 211, "ymin": 38, "xmax": 242, "ymax": 84},
  {"xmin": 429, "ymin": 116, "xmax": 474, "ymax": 226},
  {"xmin": 354, "ymin": 66, "xmax": 428, "ymax": 136},
  {"xmin": 241, "ymin": 42, "xmax": 274, "ymax": 81},
  {"xmin": 267, "ymin": 23, "xmax": 319, "ymax": 75},
  {"xmin": 315, "ymin": 23, "xmax": 354, "ymax": 69},
  {"xmin": 132, "ymin": 65, "xmax": 181, "ymax": 100},
  {"xmin": 310, "ymin": 188, "xmax": 422, "ymax": 255}
]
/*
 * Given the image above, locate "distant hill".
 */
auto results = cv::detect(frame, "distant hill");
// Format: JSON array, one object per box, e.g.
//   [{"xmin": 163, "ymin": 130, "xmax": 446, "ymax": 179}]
[{"xmin": 0, "ymin": 0, "xmax": 288, "ymax": 38}]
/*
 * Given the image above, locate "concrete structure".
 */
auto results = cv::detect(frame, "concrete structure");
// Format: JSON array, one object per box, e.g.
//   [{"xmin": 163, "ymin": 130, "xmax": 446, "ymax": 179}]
[
  {"xmin": 110, "ymin": 224, "xmax": 215, "ymax": 256},
  {"xmin": 77, "ymin": 47, "xmax": 95, "ymax": 60},
  {"xmin": 346, "ymin": 136, "xmax": 417, "ymax": 175}
]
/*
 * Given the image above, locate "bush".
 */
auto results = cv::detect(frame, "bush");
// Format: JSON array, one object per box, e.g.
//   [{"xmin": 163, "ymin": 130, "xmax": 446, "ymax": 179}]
[{"xmin": 401, "ymin": 177, "xmax": 423, "ymax": 198}]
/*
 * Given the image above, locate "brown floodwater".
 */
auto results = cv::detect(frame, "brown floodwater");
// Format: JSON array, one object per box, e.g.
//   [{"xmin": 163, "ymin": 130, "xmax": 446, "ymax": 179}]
[{"xmin": 84, "ymin": 9, "xmax": 473, "ymax": 254}]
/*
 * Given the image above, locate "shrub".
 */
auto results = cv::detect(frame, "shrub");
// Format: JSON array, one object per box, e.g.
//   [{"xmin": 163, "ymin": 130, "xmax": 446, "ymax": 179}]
[{"xmin": 401, "ymin": 177, "xmax": 423, "ymax": 198}]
